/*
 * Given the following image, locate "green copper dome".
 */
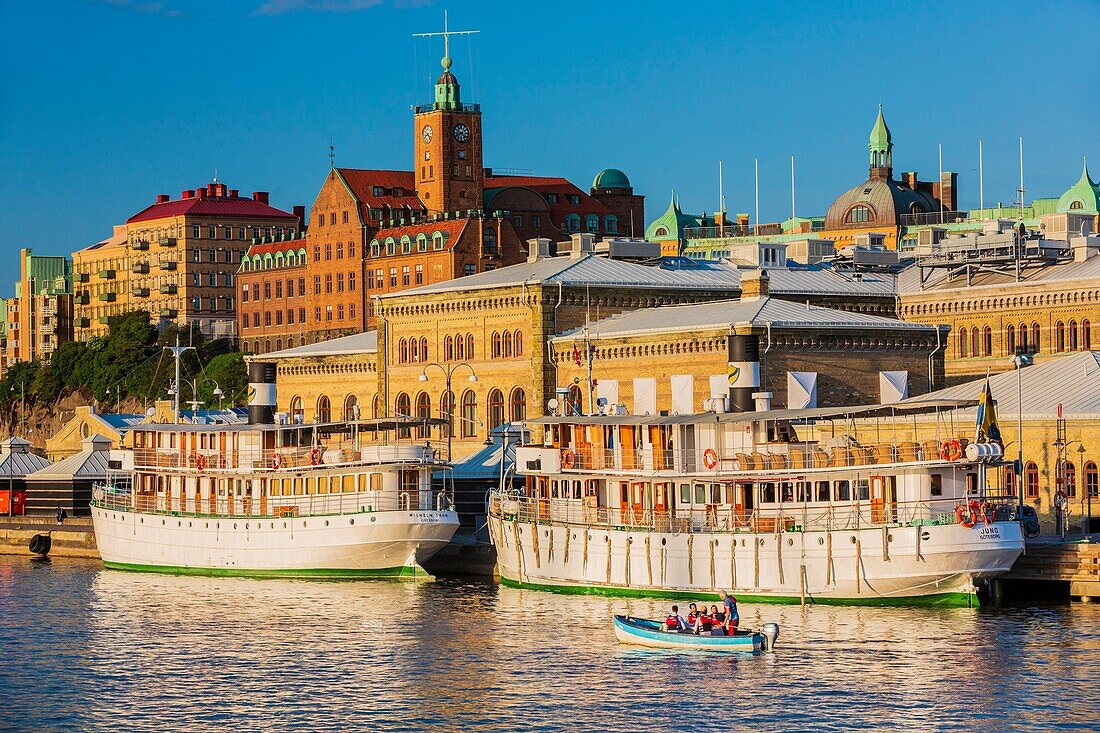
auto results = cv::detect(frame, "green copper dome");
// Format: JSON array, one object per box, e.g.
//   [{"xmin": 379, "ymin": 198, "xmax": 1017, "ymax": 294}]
[
  {"xmin": 1056, "ymin": 160, "xmax": 1100, "ymax": 215},
  {"xmin": 592, "ymin": 168, "xmax": 631, "ymax": 190},
  {"xmin": 868, "ymin": 104, "xmax": 893, "ymax": 171}
]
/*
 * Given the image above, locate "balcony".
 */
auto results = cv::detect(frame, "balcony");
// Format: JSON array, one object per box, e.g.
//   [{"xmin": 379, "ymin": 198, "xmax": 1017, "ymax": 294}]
[
  {"xmin": 74, "ymin": 293, "xmax": 90, "ymax": 305},
  {"xmin": 159, "ymin": 284, "xmax": 178, "ymax": 295},
  {"xmin": 98, "ymin": 292, "xmax": 116, "ymax": 302},
  {"xmin": 132, "ymin": 262, "xmax": 150, "ymax": 274},
  {"xmin": 414, "ymin": 101, "xmax": 480, "ymax": 114},
  {"xmin": 131, "ymin": 287, "xmax": 150, "ymax": 297},
  {"xmin": 132, "ymin": 240, "xmax": 150, "ymax": 251},
  {"xmin": 98, "ymin": 269, "xmax": 116, "ymax": 280},
  {"xmin": 98, "ymin": 316, "xmax": 110, "ymax": 325},
  {"xmin": 158, "ymin": 260, "xmax": 178, "ymax": 271},
  {"xmin": 159, "ymin": 308, "xmax": 178, "ymax": 318},
  {"xmin": 75, "ymin": 317, "xmax": 90, "ymax": 328},
  {"xmin": 159, "ymin": 237, "xmax": 177, "ymax": 247},
  {"xmin": 75, "ymin": 272, "xmax": 90, "ymax": 283}
]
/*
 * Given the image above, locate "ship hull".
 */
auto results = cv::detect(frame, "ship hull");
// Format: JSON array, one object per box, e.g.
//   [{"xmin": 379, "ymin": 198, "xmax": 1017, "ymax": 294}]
[
  {"xmin": 489, "ymin": 517, "xmax": 1023, "ymax": 606},
  {"xmin": 92, "ymin": 505, "xmax": 459, "ymax": 579}
]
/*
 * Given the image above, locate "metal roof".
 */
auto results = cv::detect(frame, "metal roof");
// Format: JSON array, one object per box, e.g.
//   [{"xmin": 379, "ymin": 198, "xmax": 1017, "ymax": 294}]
[
  {"xmin": 902, "ymin": 351, "xmax": 1100, "ymax": 419},
  {"xmin": 261, "ymin": 330, "xmax": 378, "ymax": 360},
  {"xmin": 897, "ymin": 250, "xmax": 1100, "ymax": 294},
  {"xmin": 553, "ymin": 295, "xmax": 938, "ymax": 341},
  {"xmin": 0, "ymin": 447, "xmax": 53, "ymax": 477},
  {"xmin": 27, "ymin": 444, "xmax": 111, "ymax": 481},
  {"xmin": 450, "ymin": 424, "xmax": 529, "ymax": 480}
]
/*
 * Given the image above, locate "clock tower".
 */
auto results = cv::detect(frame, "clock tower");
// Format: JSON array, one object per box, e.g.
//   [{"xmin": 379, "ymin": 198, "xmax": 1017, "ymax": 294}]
[{"xmin": 414, "ymin": 49, "xmax": 484, "ymax": 217}]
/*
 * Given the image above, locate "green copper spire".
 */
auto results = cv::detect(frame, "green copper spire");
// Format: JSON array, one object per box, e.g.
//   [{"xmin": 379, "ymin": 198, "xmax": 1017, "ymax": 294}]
[
  {"xmin": 868, "ymin": 104, "xmax": 892, "ymax": 171},
  {"xmin": 1056, "ymin": 158, "xmax": 1100, "ymax": 214}
]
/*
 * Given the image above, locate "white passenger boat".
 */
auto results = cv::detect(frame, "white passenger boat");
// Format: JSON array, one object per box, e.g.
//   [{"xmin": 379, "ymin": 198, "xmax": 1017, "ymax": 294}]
[
  {"xmin": 488, "ymin": 402, "xmax": 1024, "ymax": 606},
  {"xmin": 91, "ymin": 414, "xmax": 459, "ymax": 579}
]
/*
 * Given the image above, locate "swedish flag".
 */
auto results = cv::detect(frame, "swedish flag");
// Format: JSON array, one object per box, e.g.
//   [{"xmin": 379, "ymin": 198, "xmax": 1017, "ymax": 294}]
[{"xmin": 975, "ymin": 378, "xmax": 1002, "ymax": 445}]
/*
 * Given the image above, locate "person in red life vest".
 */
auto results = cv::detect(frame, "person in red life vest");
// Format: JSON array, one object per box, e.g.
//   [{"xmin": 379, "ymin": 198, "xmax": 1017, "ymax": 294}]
[
  {"xmin": 661, "ymin": 605, "xmax": 687, "ymax": 632},
  {"xmin": 686, "ymin": 602, "xmax": 700, "ymax": 628},
  {"xmin": 721, "ymin": 592, "xmax": 740, "ymax": 634},
  {"xmin": 693, "ymin": 607, "xmax": 716, "ymax": 634}
]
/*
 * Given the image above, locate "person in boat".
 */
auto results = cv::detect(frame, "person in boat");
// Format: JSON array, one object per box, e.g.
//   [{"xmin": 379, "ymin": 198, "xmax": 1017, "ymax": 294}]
[
  {"xmin": 661, "ymin": 605, "xmax": 687, "ymax": 632},
  {"xmin": 721, "ymin": 592, "xmax": 740, "ymax": 633},
  {"xmin": 693, "ymin": 608, "xmax": 715, "ymax": 634},
  {"xmin": 708, "ymin": 604, "xmax": 727, "ymax": 636},
  {"xmin": 686, "ymin": 603, "xmax": 700, "ymax": 627}
]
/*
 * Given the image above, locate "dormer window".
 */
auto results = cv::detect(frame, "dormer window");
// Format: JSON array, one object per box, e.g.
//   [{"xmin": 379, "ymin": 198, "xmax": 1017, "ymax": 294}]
[
  {"xmin": 372, "ymin": 187, "xmax": 383, "ymax": 197},
  {"xmin": 569, "ymin": 195, "xmax": 580, "ymax": 205},
  {"xmin": 846, "ymin": 205, "xmax": 872, "ymax": 224},
  {"xmin": 394, "ymin": 187, "xmax": 404, "ymax": 197},
  {"xmin": 547, "ymin": 193, "xmax": 558, "ymax": 204}
]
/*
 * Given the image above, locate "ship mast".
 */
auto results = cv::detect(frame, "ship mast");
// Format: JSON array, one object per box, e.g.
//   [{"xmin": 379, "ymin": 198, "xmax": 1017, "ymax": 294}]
[{"xmin": 164, "ymin": 334, "xmax": 195, "ymax": 424}]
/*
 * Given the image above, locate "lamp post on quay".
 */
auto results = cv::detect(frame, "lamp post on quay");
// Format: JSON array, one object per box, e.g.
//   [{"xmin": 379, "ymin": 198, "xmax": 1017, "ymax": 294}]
[
  {"xmin": 1008, "ymin": 351, "xmax": 1032, "ymax": 518},
  {"xmin": 418, "ymin": 362, "xmax": 478, "ymax": 462}
]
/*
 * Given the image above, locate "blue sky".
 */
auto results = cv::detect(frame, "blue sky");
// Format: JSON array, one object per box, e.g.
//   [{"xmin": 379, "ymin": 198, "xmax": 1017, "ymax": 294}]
[{"xmin": 1, "ymin": 0, "xmax": 1097, "ymax": 269}]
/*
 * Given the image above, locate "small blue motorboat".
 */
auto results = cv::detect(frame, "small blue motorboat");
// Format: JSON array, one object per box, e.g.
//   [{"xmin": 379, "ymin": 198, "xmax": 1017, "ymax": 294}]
[{"xmin": 613, "ymin": 615, "xmax": 777, "ymax": 653}]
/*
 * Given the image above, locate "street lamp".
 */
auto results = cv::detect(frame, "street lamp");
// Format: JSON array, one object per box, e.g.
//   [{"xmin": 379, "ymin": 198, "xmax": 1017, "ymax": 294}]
[
  {"xmin": 212, "ymin": 385, "xmax": 224, "ymax": 411},
  {"xmin": 418, "ymin": 361, "xmax": 478, "ymax": 462},
  {"xmin": 1008, "ymin": 352, "xmax": 1032, "ymax": 517}
]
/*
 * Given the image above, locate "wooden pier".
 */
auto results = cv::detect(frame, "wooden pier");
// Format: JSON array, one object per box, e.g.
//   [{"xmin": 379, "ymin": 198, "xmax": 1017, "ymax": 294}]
[{"xmin": 1000, "ymin": 538, "xmax": 1100, "ymax": 602}]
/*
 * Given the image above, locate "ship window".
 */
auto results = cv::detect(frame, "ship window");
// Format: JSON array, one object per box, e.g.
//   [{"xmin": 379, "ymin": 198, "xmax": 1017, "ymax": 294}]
[
  {"xmin": 780, "ymin": 483, "xmax": 795, "ymax": 503},
  {"xmin": 966, "ymin": 473, "xmax": 978, "ymax": 495},
  {"xmin": 551, "ymin": 480, "xmax": 559, "ymax": 499},
  {"xmin": 815, "ymin": 481, "xmax": 830, "ymax": 502},
  {"xmin": 343, "ymin": 476, "xmax": 354, "ymax": 493},
  {"xmin": 370, "ymin": 473, "xmax": 384, "ymax": 491},
  {"xmin": 680, "ymin": 483, "xmax": 691, "ymax": 504},
  {"xmin": 834, "ymin": 480, "xmax": 851, "ymax": 502},
  {"xmin": 856, "ymin": 479, "xmax": 870, "ymax": 501},
  {"xmin": 694, "ymin": 483, "xmax": 707, "ymax": 505},
  {"xmin": 620, "ymin": 483, "xmax": 629, "ymax": 504},
  {"xmin": 306, "ymin": 477, "xmax": 317, "ymax": 495},
  {"xmin": 317, "ymin": 476, "xmax": 329, "ymax": 494},
  {"xmin": 710, "ymin": 484, "xmax": 721, "ymax": 504},
  {"xmin": 574, "ymin": 481, "xmax": 582, "ymax": 500},
  {"xmin": 796, "ymin": 482, "xmax": 810, "ymax": 502},
  {"xmin": 359, "ymin": 474, "xmax": 368, "ymax": 492},
  {"xmin": 761, "ymin": 482, "xmax": 777, "ymax": 503}
]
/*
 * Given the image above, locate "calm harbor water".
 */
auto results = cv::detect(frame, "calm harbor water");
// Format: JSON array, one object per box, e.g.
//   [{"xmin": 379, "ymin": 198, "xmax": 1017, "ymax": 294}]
[{"xmin": 1, "ymin": 556, "xmax": 1097, "ymax": 732}]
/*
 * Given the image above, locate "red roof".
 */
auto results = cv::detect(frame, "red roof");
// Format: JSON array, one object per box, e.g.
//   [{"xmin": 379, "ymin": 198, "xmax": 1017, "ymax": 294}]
[
  {"xmin": 484, "ymin": 174, "xmax": 611, "ymax": 216},
  {"xmin": 244, "ymin": 238, "xmax": 309, "ymax": 258},
  {"xmin": 127, "ymin": 193, "xmax": 296, "ymax": 224},
  {"xmin": 336, "ymin": 168, "xmax": 425, "ymax": 211},
  {"xmin": 370, "ymin": 218, "xmax": 468, "ymax": 247}
]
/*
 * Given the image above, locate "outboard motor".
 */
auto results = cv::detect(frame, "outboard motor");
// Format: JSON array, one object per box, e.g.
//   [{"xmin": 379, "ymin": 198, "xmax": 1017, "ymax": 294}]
[
  {"xmin": 29, "ymin": 533, "xmax": 52, "ymax": 557},
  {"xmin": 761, "ymin": 622, "xmax": 780, "ymax": 651}
]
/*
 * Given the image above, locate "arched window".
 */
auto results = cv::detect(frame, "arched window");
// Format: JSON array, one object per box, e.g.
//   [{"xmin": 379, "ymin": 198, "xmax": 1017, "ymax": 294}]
[
  {"xmin": 491, "ymin": 331, "xmax": 502, "ymax": 358},
  {"xmin": 846, "ymin": 205, "xmax": 872, "ymax": 224},
  {"xmin": 317, "ymin": 395, "xmax": 331, "ymax": 423},
  {"xmin": 603, "ymin": 215, "xmax": 618, "ymax": 234},
  {"xmin": 566, "ymin": 385, "xmax": 582, "ymax": 416},
  {"xmin": 503, "ymin": 330, "xmax": 513, "ymax": 358},
  {"xmin": 455, "ymin": 334, "xmax": 465, "ymax": 361},
  {"xmin": 399, "ymin": 338, "xmax": 409, "ymax": 363},
  {"xmin": 410, "ymin": 338, "xmax": 420, "ymax": 363},
  {"xmin": 289, "ymin": 395, "xmax": 303, "ymax": 423},
  {"xmin": 444, "ymin": 335, "xmax": 454, "ymax": 361},
  {"xmin": 1025, "ymin": 461, "xmax": 1039, "ymax": 498},
  {"xmin": 1063, "ymin": 461, "xmax": 1077, "ymax": 499},
  {"xmin": 460, "ymin": 389, "xmax": 477, "ymax": 438},
  {"xmin": 654, "ymin": 227, "xmax": 668, "ymax": 237},
  {"xmin": 487, "ymin": 389, "xmax": 505, "ymax": 431},
  {"xmin": 510, "ymin": 388, "xmax": 526, "ymax": 422},
  {"xmin": 395, "ymin": 392, "xmax": 411, "ymax": 416},
  {"xmin": 958, "ymin": 328, "xmax": 969, "ymax": 357},
  {"xmin": 1031, "ymin": 322, "xmax": 1040, "ymax": 352},
  {"xmin": 440, "ymin": 390, "xmax": 455, "ymax": 439},
  {"xmin": 983, "ymin": 326, "xmax": 992, "ymax": 356},
  {"xmin": 1006, "ymin": 324, "xmax": 1016, "ymax": 354},
  {"xmin": 1083, "ymin": 320, "xmax": 1092, "ymax": 350},
  {"xmin": 1070, "ymin": 200, "xmax": 1084, "ymax": 210},
  {"xmin": 416, "ymin": 233, "xmax": 428, "ymax": 252},
  {"xmin": 585, "ymin": 214, "xmax": 599, "ymax": 233},
  {"xmin": 1086, "ymin": 461, "xmax": 1099, "ymax": 498},
  {"xmin": 1069, "ymin": 320, "xmax": 1078, "ymax": 350},
  {"xmin": 420, "ymin": 337, "xmax": 428, "ymax": 362},
  {"xmin": 372, "ymin": 395, "xmax": 380, "ymax": 419},
  {"xmin": 466, "ymin": 334, "xmax": 475, "ymax": 359},
  {"xmin": 565, "ymin": 214, "xmax": 581, "ymax": 232},
  {"xmin": 1018, "ymin": 323, "xmax": 1028, "ymax": 352},
  {"xmin": 264, "ymin": 339, "xmax": 271, "ymax": 353},
  {"xmin": 432, "ymin": 231, "xmax": 445, "ymax": 250},
  {"xmin": 514, "ymin": 330, "xmax": 524, "ymax": 356},
  {"xmin": 343, "ymin": 394, "xmax": 358, "ymax": 421},
  {"xmin": 1056, "ymin": 321, "xmax": 1066, "ymax": 352},
  {"xmin": 415, "ymin": 392, "xmax": 431, "ymax": 438}
]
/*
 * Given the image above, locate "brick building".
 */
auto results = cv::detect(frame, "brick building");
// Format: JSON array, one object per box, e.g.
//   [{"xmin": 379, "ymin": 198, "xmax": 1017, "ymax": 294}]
[
  {"xmin": 74, "ymin": 182, "xmax": 301, "ymax": 340},
  {"xmin": 238, "ymin": 49, "xmax": 642, "ymax": 353}
]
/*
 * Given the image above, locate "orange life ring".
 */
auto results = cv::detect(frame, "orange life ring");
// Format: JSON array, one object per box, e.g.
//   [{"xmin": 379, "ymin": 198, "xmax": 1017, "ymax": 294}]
[
  {"xmin": 272, "ymin": 453, "xmax": 282, "ymax": 471},
  {"xmin": 196, "ymin": 454, "xmax": 207, "ymax": 471},
  {"xmin": 939, "ymin": 440, "xmax": 962, "ymax": 462},
  {"xmin": 703, "ymin": 448, "xmax": 719, "ymax": 470},
  {"xmin": 561, "ymin": 449, "xmax": 576, "ymax": 469},
  {"xmin": 955, "ymin": 501, "xmax": 977, "ymax": 528},
  {"xmin": 310, "ymin": 448, "xmax": 322, "ymax": 466}
]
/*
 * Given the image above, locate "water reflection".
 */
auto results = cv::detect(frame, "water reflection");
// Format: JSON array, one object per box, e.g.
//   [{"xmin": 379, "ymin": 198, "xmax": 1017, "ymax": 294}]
[{"xmin": 0, "ymin": 557, "xmax": 1096, "ymax": 732}]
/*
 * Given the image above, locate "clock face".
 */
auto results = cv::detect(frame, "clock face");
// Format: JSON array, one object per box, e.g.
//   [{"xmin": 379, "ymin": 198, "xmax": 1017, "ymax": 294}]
[
  {"xmin": 421, "ymin": 125, "xmax": 433, "ymax": 143},
  {"xmin": 453, "ymin": 123, "xmax": 470, "ymax": 142}
]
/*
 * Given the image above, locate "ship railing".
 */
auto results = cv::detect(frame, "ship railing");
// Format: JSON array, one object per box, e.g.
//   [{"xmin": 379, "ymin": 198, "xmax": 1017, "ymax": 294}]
[
  {"xmin": 487, "ymin": 493, "xmax": 1018, "ymax": 533},
  {"xmin": 130, "ymin": 441, "xmax": 446, "ymax": 472},
  {"xmin": 558, "ymin": 438, "xmax": 980, "ymax": 474},
  {"xmin": 92, "ymin": 483, "xmax": 452, "ymax": 518}
]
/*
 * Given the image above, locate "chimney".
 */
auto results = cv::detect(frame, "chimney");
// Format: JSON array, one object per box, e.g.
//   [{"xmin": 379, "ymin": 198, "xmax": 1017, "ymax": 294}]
[
  {"xmin": 206, "ymin": 184, "xmax": 215, "ymax": 196},
  {"xmin": 247, "ymin": 362, "xmax": 277, "ymax": 425},
  {"xmin": 228, "ymin": 188, "xmax": 239, "ymax": 198},
  {"xmin": 736, "ymin": 213, "xmax": 750, "ymax": 228},
  {"xmin": 156, "ymin": 194, "xmax": 170, "ymax": 204},
  {"xmin": 569, "ymin": 232, "xmax": 596, "ymax": 259},
  {"xmin": 741, "ymin": 269, "xmax": 770, "ymax": 300},
  {"xmin": 527, "ymin": 237, "xmax": 553, "ymax": 263},
  {"xmin": 293, "ymin": 205, "xmax": 306, "ymax": 227},
  {"xmin": 252, "ymin": 191, "xmax": 269, "ymax": 205},
  {"xmin": 195, "ymin": 187, "xmax": 206, "ymax": 199},
  {"xmin": 182, "ymin": 189, "xmax": 194, "ymax": 198}
]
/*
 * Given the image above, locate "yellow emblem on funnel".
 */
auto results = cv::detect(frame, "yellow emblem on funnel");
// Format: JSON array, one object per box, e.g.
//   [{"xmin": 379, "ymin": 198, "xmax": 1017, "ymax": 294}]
[{"xmin": 727, "ymin": 365, "xmax": 740, "ymax": 386}]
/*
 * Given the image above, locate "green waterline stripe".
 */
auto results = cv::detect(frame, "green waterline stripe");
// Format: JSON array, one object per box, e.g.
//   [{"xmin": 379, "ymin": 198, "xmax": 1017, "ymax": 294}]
[
  {"xmin": 497, "ymin": 576, "xmax": 975, "ymax": 608},
  {"xmin": 102, "ymin": 561, "xmax": 433, "ymax": 580}
]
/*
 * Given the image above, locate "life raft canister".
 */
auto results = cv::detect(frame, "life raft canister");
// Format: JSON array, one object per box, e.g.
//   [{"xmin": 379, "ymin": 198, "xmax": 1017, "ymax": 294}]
[
  {"xmin": 939, "ymin": 440, "xmax": 963, "ymax": 461},
  {"xmin": 703, "ymin": 448, "xmax": 719, "ymax": 470}
]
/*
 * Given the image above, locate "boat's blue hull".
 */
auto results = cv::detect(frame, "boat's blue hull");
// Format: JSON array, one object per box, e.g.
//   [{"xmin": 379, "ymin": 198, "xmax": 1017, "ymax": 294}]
[{"xmin": 613, "ymin": 615, "xmax": 764, "ymax": 652}]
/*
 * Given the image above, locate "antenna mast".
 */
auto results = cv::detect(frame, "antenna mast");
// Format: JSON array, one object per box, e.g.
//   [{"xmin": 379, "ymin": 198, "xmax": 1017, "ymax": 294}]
[{"xmin": 164, "ymin": 334, "xmax": 196, "ymax": 424}]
